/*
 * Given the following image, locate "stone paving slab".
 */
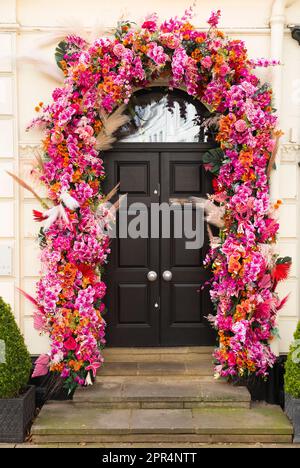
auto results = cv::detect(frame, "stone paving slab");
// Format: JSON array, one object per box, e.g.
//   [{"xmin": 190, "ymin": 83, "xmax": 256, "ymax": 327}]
[
  {"xmin": 99, "ymin": 360, "xmax": 214, "ymax": 377},
  {"xmin": 191, "ymin": 405, "xmax": 292, "ymax": 435},
  {"xmin": 31, "ymin": 403, "xmax": 292, "ymax": 439},
  {"xmin": 103, "ymin": 347, "xmax": 214, "ymax": 357},
  {"xmin": 75, "ymin": 377, "xmax": 250, "ymax": 407}
]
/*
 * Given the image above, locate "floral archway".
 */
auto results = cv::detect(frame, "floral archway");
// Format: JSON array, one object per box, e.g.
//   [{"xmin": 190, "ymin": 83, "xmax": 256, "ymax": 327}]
[{"xmin": 23, "ymin": 7, "xmax": 291, "ymax": 391}]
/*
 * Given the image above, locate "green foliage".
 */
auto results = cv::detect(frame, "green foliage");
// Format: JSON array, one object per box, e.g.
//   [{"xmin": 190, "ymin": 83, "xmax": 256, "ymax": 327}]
[
  {"xmin": 201, "ymin": 147, "xmax": 224, "ymax": 174},
  {"xmin": 0, "ymin": 296, "xmax": 32, "ymax": 398},
  {"xmin": 55, "ymin": 41, "xmax": 68, "ymax": 70},
  {"xmin": 285, "ymin": 322, "xmax": 300, "ymax": 399}
]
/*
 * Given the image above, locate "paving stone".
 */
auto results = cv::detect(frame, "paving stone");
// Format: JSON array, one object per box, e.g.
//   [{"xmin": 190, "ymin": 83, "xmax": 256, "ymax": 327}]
[
  {"xmin": 130, "ymin": 409, "xmax": 194, "ymax": 433},
  {"xmin": 184, "ymin": 361, "xmax": 214, "ymax": 375},
  {"xmin": 137, "ymin": 361, "xmax": 186, "ymax": 375},
  {"xmin": 103, "ymin": 347, "xmax": 214, "ymax": 357},
  {"xmin": 191, "ymin": 405, "xmax": 292, "ymax": 435},
  {"xmin": 100, "ymin": 362, "xmax": 138, "ymax": 376},
  {"xmin": 32, "ymin": 403, "xmax": 131, "ymax": 435},
  {"xmin": 75, "ymin": 379, "xmax": 123, "ymax": 402}
]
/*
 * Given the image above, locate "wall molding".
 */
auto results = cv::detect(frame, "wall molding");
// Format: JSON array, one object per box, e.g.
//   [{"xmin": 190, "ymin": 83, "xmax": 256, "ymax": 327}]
[
  {"xmin": 281, "ymin": 143, "xmax": 300, "ymax": 162},
  {"xmin": 19, "ymin": 142, "xmax": 43, "ymax": 159}
]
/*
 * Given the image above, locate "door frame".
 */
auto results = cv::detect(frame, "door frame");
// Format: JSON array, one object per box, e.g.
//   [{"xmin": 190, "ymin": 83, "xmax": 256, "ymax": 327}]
[{"xmin": 103, "ymin": 142, "xmax": 216, "ymax": 347}]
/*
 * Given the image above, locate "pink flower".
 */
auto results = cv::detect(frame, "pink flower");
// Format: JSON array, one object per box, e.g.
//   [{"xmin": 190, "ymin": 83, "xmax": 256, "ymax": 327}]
[
  {"xmin": 86, "ymin": 361, "xmax": 101, "ymax": 378},
  {"xmin": 201, "ymin": 56, "xmax": 212, "ymax": 70},
  {"xmin": 219, "ymin": 63, "xmax": 230, "ymax": 77},
  {"xmin": 32, "ymin": 354, "xmax": 49, "ymax": 378},
  {"xmin": 142, "ymin": 20, "xmax": 157, "ymax": 32},
  {"xmin": 113, "ymin": 43, "xmax": 126, "ymax": 58},
  {"xmin": 234, "ymin": 119, "xmax": 248, "ymax": 133},
  {"xmin": 51, "ymin": 129, "xmax": 64, "ymax": 144},
  {"xmin": 64, "ymin": 336, "xmax": 77, "ymax": 351},
  {"xmin": 147, "ymin": 42, "xmax": 168, "ymax": 66},
  {"xmin": 142, "ymin": 13, "xmax": 158, "ymax": 32},
  {"xmin": 207, "ymin": 9, "xmax": 221, "ymax": 28}
]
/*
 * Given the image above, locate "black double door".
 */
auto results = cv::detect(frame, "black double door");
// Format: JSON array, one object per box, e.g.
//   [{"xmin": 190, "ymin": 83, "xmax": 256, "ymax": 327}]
[{"xmin": 103, "ymin": 143, "xmax": 215, "ymax": 347}]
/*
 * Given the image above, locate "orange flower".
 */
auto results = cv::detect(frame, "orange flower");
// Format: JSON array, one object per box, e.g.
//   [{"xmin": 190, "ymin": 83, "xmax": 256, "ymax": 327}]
[
  {"xmin": 50, "ymin": 363, "xmax": 64, "ymax": 373},
  {"xmin": 72, "ymin": 169, "xmax": 82, "ymax": 183},
  {"xmin": 216, "ymin": 114, "xmax": 236, "ymax": 143},
  {"xmin": 191, "ymin": 48, "xmax": 202, "ymax": 62},
  {"xmin": 195, "ymin": 36, "xmax": 205, "ymax": 44},
  {"xmin": 239, "ymin": 149, "xmax": 253, "ymax": 167},
  {"xmin": 228, "ymin": 254, "xmax": 242, "ymax": 275},
  {"xmin": 234, "ymin": 299, "xmax": 252, "ymax": 321},
  {"xmin": 68, "ymin": 360, "xmax": 84, "ymax": 372}
]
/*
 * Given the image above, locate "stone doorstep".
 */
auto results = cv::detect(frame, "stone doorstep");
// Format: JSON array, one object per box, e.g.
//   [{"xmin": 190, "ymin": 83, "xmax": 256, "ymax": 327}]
[
  {"xmin": 31, "ymin": 434, "xmax": 293, "ymax": 445},
  {"xmin": 31, "ymin": 404, "xmax": 293, "ymax": 443},
  {"xmin": 26, "ymin": 442, "xmax": 300, "ymax": 448},
  {"xmin": 103, "ymin": 347, "xmax": 215, "ymax": 357},
  {"xmin": 74, "ymin": 377, "xmax": 251, "ymax": 408},
  {"xmin": 104, "ymin": 353, "xmax": 214, "ymax": 363},
  {"xmin": 99, "ymin": 360, "xmax": 214, "ymax": 377}
]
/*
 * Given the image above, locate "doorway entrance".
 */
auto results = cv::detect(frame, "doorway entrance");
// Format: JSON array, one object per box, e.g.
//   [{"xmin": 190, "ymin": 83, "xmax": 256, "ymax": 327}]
[
  {"xmin": 103, "ymin": 87, "xmax": 216, "ymax": 346},
  {"xmin": 103, "ymin": 143, "xmax": 216, "ymax": 346}
]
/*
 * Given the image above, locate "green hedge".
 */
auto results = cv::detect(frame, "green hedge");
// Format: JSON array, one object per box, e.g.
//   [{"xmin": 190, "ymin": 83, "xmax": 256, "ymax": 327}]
[
  {"xmin": 285, "ymin": 321, "xmax": 300, "ymax": 399},
  {"xmin": 0, "ymin": 296, "xmax": 32, "ymax": 398}
]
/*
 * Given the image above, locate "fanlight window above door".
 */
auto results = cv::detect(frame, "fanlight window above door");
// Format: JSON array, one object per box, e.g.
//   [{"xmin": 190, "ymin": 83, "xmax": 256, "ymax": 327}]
[{"xmin": 118, "ymin": 87, "xmax": 212, "ymax": 143}]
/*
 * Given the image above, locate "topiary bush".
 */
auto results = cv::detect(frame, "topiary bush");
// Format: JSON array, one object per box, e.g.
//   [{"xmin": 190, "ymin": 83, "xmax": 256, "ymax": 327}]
[
  {"xmin": 0, "ymin": 296, "xmax": 32, "ymax": 398},
  {"xmin": 285, "ymin": 321, "xmax": 300, "ymax": 399}
]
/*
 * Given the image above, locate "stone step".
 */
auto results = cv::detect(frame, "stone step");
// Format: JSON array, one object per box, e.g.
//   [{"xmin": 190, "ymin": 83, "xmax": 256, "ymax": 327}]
[
  {"xmin": 103, "ymin": 347, "xmax": 215, "ymax": 358},
  {"xmin": 74, "ymin": 377, "xmax": 251, "ymax": 409},
  {"xmin": 99, "ymin": 359, "xmax": 214, "ymax": 377},
  {"xmin": 31, "ymin": 403, "xmax": 293, "ymax": 444}
]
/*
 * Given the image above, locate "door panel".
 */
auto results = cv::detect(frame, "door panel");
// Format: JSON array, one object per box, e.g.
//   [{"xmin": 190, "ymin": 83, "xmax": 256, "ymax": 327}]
[
  {"xmin": 160, "ymin": 151, "xmax": 215, "ymax": 346},
  {"xmin": 104, "ymin": 150, "xmax": 160, "ymax": 346}
]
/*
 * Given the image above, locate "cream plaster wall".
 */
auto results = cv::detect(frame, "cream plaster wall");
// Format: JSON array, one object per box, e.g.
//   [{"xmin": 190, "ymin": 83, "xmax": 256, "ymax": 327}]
[{"xmin": 0, "ymin": 0, "xmax": 299, "ymax": 354}]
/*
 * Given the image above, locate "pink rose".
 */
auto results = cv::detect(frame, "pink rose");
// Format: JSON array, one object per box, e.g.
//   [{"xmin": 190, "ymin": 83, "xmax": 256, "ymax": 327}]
[
  {"xmin": 201, "ymin": 56, "xmax": 212, "ymax": 70},
  {"xmin": 113, "ymin": 43, "xmax": 126, "ymax": 58},
  {"xmin": 234, "ymin": 119, "xmax": 247, "ymax": 133},
  {"xmin": 64, "ymin": 336, "xmax": 77, "ymax": 351},
  {"xmin": 219, "ymin": 63, "xmax": 230, "ymax": 77}
]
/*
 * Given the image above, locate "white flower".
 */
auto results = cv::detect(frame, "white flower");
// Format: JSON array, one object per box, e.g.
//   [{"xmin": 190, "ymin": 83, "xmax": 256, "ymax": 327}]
[
  {"xmin": 60, "ymin": 191, "xmax": 80, "ymax": 210},
  {"xmin": 85, "ymin": 371, "xmax": 93, "ymax": 386}
]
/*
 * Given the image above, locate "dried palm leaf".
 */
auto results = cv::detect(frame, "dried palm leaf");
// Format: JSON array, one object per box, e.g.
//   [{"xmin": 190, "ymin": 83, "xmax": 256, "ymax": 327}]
[
  {"xmin": 34, "ymin": 18, "xmax": 108, "ymax": 49},
  {"xmin": 6, "ymin": 171, "xmax": 49, "ymax": 209},
  {"xmin": 96, "ymin": 105, "xmax": 131, "ymax": 151},
  {"xmin": 207, "ymin": 224, "xmax": 221, "ymax": 249},
  {"xmin": 189, "ymin": 196, "xmax": 225, "ymax": 228},
  {"xmin": 18, "ymin": 53, "xmax": 64, "ymax": 84},
  {"xmin": 33, "ymin": 149, "xmax": 45, "ymax": 172},
  {"xmin": 95, "ymin": 133, "xmax": 117, "ymax": 151},
  {"xmin": 102, "ymin": 183, "xmax": 120, "ymax": 203}
]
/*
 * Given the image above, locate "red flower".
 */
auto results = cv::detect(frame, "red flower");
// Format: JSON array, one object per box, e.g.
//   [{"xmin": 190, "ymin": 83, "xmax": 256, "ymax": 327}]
[
  {"xmin": 271, "ymin": 257, "xmax": 292, "ymax": 290},
  {"xmin": 64, "ymin": 336, "xmax": 77, "ymax": 351},
  {"xmin": 33, "ymin": 209, "xmax": 46, "ymax": 222},
  {"xmin": 141, "ymin": 20, "xmax": 157, "ymax": 32},
  {"xmin": 76, "ymin": 263, "xmax": 98, "ymax": 284}
]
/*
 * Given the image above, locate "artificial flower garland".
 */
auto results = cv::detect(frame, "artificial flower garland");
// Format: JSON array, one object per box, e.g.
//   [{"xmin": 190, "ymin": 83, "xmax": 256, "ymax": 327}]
[{"xmin": 24, "ymin": 8, "xmax": 291, "ymax": 390}]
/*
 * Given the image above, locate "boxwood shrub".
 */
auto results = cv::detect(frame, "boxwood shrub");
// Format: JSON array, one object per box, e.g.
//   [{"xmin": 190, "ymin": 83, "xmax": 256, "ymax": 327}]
[
  {"xmin": 0, "ymin": 296, "xmax": 32, "ymax": 398},
  {"xmin": 285, "ymin": 321, "xmax": 300, "ymax": 399}
]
